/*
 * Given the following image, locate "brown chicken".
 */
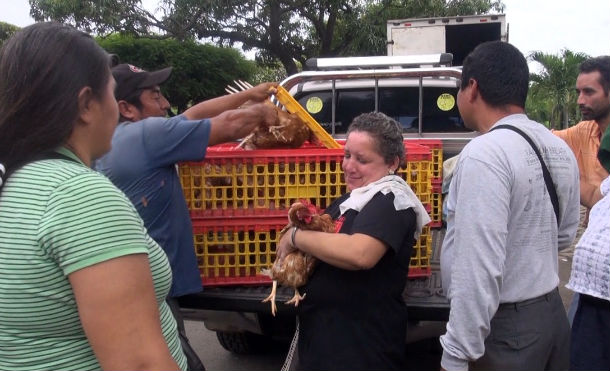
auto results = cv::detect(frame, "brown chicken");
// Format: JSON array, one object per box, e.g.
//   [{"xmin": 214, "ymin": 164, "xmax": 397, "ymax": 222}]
[
  {"xmin": 225, "ymin": 80, "xmax": 314, "ymax": 149},
  {"xmin": 239, "ymin": 100, "xmax": 313, "ymax": 149},
  {"xmin": 262, "ymin": 200, "xmax": 335, "ymax": 316}
]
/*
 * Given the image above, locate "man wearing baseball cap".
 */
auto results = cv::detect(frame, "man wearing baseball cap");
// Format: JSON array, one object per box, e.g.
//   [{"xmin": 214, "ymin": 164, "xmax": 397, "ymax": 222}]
[
  {"xmin": 112, "ymin": 64, "xmax": 173, "ymax": 119},
  {"xmin": 96, "ymin": 63, "xmax": 277, "ymax": 371}
]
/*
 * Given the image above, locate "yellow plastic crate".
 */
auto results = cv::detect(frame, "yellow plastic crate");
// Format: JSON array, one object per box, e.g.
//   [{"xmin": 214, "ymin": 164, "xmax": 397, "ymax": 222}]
[
  {"xmin": 192, "ymin": 218, "xmax": 284, "ymax": 286},
  {"xmin": 274, "ymin": 86, "xmax": 342, "ymax": 149},
  {"xmin": 407, "ymin": 139, "xmax": 443, "ymax": 180},
  {"xmin": 430, "ymin": 193, "xmax": 443, "ymax": 228},
  {"xmin": 193, "ymin": 218, "xmax": 433, "ymax": 286},
  {"xmin": 179, "ymin": 147, "xmax": 347, "ymax": 218},
  {"xmin": 179, "ymin": 142, "xmax": 433, "ymax": 219},
  {"xmin": 409, "ymin": 225, "xmax": 432, "ymax": 277}
]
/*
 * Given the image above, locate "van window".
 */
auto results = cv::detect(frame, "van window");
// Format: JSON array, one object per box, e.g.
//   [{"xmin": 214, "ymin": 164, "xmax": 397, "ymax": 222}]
[
  {"xmin": 418, "ymin": 87, "xmax": 467, "ymax": 133},
  {"xmin": 378, "ymin": 87, "xmax": 419, "ymax": 132},
  {"xmin": 295, "ymin": 86, "xmax": 467, "ymax": 134}
]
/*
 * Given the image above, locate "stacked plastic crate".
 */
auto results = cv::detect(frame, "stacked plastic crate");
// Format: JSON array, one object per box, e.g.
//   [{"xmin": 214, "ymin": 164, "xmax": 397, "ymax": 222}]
[
  {"xmin": 405, "ymin": 139, "xmax": 443, "ymax": 228},
  {"xmin": 179, "ymin": 141, "xmax": 435, "ymax": 286}
]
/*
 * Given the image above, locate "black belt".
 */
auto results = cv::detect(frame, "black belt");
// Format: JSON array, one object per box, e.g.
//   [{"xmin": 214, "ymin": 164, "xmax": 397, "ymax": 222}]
[{"xmin": 498, "ymin": 288, "xmax": 558, "ymax": 311}]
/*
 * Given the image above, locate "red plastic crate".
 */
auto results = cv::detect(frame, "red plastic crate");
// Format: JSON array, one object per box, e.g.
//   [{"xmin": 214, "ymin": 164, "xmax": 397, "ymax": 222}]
[
  {"xmin": 192, "ymin": 217, "xmax": 286, "ymax": 286},
  {"xmin": 193, "ymin": 217, "xmax": 433, "ymax": 287},
  {"xmin": 406, "ymin": 139, "xmax": 443, "ymax": 179},
  {"xmin": 179, "ymin": 147, "xmax": 346, "ymax": 218},
  {"xmin": 179, "ymin": 141, "xmax": 433, "ymax": 219}
]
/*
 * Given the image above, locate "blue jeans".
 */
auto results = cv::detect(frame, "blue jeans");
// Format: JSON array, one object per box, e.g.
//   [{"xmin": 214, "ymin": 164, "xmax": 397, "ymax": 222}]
[{"xmin": 567, "ymin": 292, "xmax": 579, "ymax": 325}]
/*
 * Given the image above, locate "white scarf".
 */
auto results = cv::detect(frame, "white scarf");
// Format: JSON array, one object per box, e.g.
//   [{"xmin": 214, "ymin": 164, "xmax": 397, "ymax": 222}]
[{"xmin": 339, "ymin": 175, "xmax": 431, "ymax": 238}]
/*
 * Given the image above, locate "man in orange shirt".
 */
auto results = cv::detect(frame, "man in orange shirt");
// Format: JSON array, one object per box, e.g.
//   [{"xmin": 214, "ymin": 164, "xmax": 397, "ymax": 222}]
[
  {"xmin": 553, "ymin": 56, "xmax": 610, "ymax": 324},
  {"xmin": 554, "ymin": 56, "xmax": 610, "ymax": 212}
]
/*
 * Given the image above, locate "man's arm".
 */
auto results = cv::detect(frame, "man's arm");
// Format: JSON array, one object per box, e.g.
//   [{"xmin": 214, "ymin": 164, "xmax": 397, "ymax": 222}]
[
  {"xmin": 580, "ymin": 179, "xmax": 603, "ymax": 208},
  {"xmin": 183, "ymin": 82, "xmax": 277, "ymax": 120},
  {"xmin": 207, "ymin": 102, "xmax": 278, "ymax": 146},
  {"xmin": 551, "ymin": 127, "xmax": 572, "ymax": 146}
]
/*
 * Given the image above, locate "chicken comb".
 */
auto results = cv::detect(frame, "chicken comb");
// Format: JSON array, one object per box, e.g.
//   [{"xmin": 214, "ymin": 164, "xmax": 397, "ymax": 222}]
[
  {"xmin": 297, "ymin": 198, "xmax": 311, "ymax": 205},
  {"xmin": 297, "ymin": 199, "xmax": 318, "ymax": 214}
]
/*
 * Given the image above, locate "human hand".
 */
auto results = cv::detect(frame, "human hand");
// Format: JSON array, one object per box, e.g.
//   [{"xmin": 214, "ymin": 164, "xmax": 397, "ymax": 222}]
[
  {"xmin": 276, "ymin": 227, "xmax": 298, "ymax": 264},
  {"xmin": 214, "ymin": 102, "xmax": 278, "ymax": 142},
  {"xmin": 247, "ymin": 82, "xmax": 278, "ymax": 102},
  {"xmin": 244, "ymin": 102, "xmax": 279, "ymax": 128}
]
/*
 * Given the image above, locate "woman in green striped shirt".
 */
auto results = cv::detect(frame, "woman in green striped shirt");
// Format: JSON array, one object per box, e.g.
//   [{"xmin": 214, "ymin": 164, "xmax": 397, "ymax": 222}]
[{"xmin": 0, "ymin": 22, "xmax": 187, "ymax": 371}]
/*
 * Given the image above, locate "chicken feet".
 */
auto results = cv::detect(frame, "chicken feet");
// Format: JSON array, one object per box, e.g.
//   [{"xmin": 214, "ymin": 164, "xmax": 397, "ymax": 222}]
[
  {"xmin": 285, "ymin": 289, "xmax": 306, "ymax": 307},
  {"xmin": 262, "ymin": 280, "xmax": 278, "ymax": 316}
]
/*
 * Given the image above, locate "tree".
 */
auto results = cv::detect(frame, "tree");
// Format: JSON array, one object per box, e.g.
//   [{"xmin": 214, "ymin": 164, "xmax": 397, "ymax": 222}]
[
  {"xmin": 0, "ymin": 22, "xmax": 20, "ymax": 47},
  {"xmin": 97, "ymin": 34, "xmax": 256, "ymax": 113},
  {"xmin": 528, "ymin": 49, "xmax": 589, "ymax": 129},
  {"xmin": 29, "ymin": 0, "xmax": 503, "ymax": 75},
  {"xmin": 249, "ymin": 61, "xmax": 289, "ymax": 85}
]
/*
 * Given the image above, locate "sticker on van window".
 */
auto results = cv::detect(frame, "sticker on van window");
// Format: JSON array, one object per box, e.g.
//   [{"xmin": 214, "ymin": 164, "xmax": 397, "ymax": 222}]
[
  {"xmin": 306, "ymin": 97, "xmax": 323, "ymax": 114},
  {"xmin": 437, "ymin": 93, "xmax": 455, "ymax": 111}
]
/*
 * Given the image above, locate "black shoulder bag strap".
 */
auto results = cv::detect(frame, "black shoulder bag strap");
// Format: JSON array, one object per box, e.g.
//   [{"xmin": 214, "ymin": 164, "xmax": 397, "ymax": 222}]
[{"xmin": 489, "ymin": 124, "xmax": 560, "ymax": 225}]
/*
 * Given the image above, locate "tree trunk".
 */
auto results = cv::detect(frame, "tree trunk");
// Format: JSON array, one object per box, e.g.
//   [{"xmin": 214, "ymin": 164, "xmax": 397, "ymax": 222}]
[{"xmin": 278, "ymin": 54, "xmax": 299, "ymax": 76}]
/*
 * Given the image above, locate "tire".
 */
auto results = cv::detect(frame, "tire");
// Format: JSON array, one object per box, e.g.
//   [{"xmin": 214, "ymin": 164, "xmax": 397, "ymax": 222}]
[{"xmin": 215, "ymin": 331, "xmax": 263, "ymax": 354}]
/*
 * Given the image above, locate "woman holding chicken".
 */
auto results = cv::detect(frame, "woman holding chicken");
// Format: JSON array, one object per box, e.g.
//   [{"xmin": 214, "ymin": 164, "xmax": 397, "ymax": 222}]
[{"xmin": 277, "ymin": 112, "xmax": 430, "ymax": 371}]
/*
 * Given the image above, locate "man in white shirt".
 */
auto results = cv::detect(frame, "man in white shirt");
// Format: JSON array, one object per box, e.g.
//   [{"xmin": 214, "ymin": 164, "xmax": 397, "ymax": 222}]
[{"xmin": 439, "ymin": 41, "xmax": 580, "ymax": 371}]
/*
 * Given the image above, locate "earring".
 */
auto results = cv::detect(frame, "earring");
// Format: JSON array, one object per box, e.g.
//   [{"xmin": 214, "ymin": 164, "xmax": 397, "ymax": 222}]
[{"xmin": 388, "ymin": 169, "xmax": 395, "ymax": 175}]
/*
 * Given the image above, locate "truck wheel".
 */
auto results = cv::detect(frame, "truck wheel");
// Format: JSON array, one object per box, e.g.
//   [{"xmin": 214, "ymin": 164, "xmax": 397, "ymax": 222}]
[{"xmin": 215, "ymin": 331, "xmax": 263, "ymax": 354}]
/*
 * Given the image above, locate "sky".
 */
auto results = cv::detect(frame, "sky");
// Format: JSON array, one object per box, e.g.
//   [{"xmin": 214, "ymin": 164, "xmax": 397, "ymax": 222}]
[{"xmin": 3, "ymin": 0, "xmax": 610, "ymax": 62}]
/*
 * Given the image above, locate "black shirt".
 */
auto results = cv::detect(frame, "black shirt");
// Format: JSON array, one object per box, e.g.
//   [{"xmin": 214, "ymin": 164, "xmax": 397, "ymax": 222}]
[{"xmin": 296, "ymin": 191, "xmax": 417, "ymax": 371}]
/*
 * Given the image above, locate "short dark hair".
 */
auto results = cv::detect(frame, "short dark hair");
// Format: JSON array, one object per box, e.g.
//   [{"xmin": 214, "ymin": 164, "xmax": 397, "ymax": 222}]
[
  {"xmin": 118, "ymin": 88, "xmax": 145, "ymax": 122},
  {"xmin": 579, "ymin": 56, "xmax": 610, "ymax": 95},
  {"xmin": 0, "ymin": 22, "xmax": 112, "ymax": 177},
  {"xmin": 347, "ymin": 112, "xmax": 406, "ymax": 168},
  {"xmin": 460, "ymin": 41, "xmax": 529, "ymax": 109}
]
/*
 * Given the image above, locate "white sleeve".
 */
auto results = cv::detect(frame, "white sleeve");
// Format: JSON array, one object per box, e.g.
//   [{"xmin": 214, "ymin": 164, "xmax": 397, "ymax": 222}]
[
  {"xmin": 440, "ymin": 154, "xmax": 509, "ymax": 370},
  {"xmin": 557, "ymin": 160, "xmax": 581, "ymax": 251}
]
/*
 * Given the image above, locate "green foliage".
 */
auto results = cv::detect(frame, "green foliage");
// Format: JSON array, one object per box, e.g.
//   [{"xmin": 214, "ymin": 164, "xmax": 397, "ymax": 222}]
[
  {"xmin": 97, "ymin": 34, "xmax": 256, "ymax": 112},
  {"xmin": 249, "ymin": 62, "xmax": 289, "ymax": 85},
  {"xmin": 30, "ymin": 0, "xmax": 503, "ymax": 76},
  {"xmin": 527, "ymin": 49, "xmax": 589, "ymax": 129},
  {"xmin": 30, "ymin": 0, "xmax": 154, "ymax": 36},
  {"xmin": 0, "ymin": 22, "xmax": 20, "ymax": 47}
]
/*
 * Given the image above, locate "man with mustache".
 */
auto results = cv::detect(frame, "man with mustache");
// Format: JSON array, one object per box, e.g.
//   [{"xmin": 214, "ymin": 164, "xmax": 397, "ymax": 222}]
[
  {"xmin": 553, "ymin": 56, "xmax": 610, "ymax": 324},
  {"xmin": 554, "ymin": 56, "xmax": 610, "ymax": 216}
]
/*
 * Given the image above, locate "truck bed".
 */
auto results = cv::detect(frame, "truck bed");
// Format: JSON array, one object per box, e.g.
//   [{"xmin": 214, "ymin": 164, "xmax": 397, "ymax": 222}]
[{"xmin": 179, "ymin": 229, "xmax": 449, "ymax": 321}]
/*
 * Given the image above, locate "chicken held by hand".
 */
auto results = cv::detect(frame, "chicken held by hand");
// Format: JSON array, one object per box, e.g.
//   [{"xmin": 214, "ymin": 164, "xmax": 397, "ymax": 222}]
[
  {"xmin": 225, "ymin": 80, "xmax": 314, "ymax": 149},
  {"xmin": 262, "ymin": 200, "xmax": 335, "ymax": 316},
  {"xmin": 238, "ymin": 100, "xmax": 313, "ymax": 149}
]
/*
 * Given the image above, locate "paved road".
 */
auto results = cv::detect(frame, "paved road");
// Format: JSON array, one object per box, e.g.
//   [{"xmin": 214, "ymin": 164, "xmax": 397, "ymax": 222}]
[{"xmin": 185, "ymin": 320, "xmax": 286, "ymax": 371}]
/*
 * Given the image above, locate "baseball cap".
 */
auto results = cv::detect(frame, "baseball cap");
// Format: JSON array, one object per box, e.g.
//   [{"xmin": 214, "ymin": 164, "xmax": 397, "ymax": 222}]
[{"xmin": 112, "ymin": 63, "xmax": 172, "ymax": 101}]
